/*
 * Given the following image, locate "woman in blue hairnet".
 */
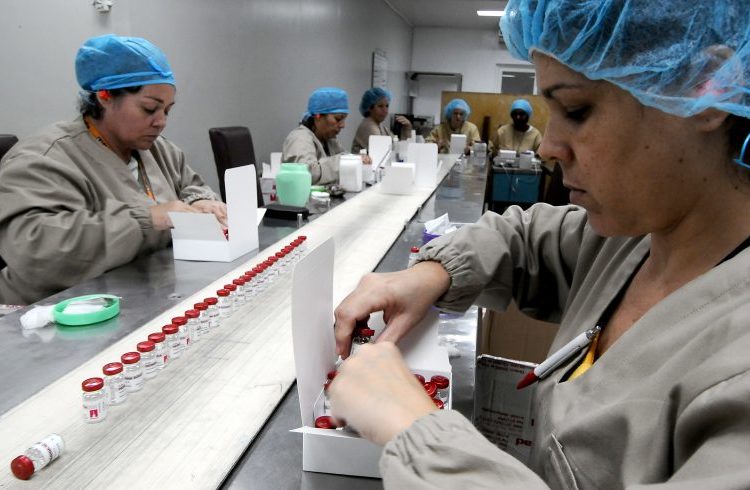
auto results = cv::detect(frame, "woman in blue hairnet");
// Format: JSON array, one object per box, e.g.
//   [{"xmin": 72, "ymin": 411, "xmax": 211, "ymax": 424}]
[
  {"xmin": 426, "ymin": 98, "xmax": 481, "ymax": 154},
  {"xmin": 351, "ymin": 87, "xmax": 412, "ymax": 154},
  {"xmin": 329, "ymin": 0, "xmax": 750, "ymax": 488},
  {"xmin": 0, "ymin": 34, "xmax": 225, "ymax": 305},
  {"xmin": 490, "ymin": 98, "xmax": 543, "ymax": 157},
  {"xmin": 282, "ymin": 87, "xmax": 368, "ymax": 185}
]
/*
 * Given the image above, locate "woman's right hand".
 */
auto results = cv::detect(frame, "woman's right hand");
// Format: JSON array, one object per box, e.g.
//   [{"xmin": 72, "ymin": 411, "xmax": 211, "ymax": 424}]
[
  {"xmin": 149, "ymin": 200, "xmax": 197, "ymax": 230},
  {"xmin": 334, "ymin": 261, "xmax": 451, "ymax": 358}
]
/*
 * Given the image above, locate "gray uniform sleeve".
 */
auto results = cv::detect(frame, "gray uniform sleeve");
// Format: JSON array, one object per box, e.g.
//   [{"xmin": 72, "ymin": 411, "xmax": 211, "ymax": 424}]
[
  {"xmin": 381, "ymin": 410, "xmax": 548, "ymax": 489},
  {"xmin": 417, "ymin": 203, "xmax": 588, "ymax": 317},
  {"xmin": 282, "ymin": 128, "xmax": 340, "ymax": 185}
]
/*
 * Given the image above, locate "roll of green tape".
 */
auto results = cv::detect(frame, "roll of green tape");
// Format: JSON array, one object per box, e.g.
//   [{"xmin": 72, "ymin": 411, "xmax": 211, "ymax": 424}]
[{"xmin": 53, "ymin": 294, "xmax": 120, "ymax": 326}]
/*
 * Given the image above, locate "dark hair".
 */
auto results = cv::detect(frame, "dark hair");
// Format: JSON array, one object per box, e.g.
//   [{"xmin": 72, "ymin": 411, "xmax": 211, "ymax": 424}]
[
  {"xmin": 78, "ymin": 86, "xmax": 142, "ymax": 119},
  {"xmin": 302, "ymin": 115, "xmax": 316, "ymax": 130}
]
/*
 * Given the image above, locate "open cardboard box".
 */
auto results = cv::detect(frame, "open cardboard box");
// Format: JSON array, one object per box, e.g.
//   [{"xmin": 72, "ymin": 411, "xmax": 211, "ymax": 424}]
[
  {"xmin": 291, "ymin": 238, "xmax": 451, "ymax": 478},
  {"xmin": 169, "ymin": 164, "xmax": 261, "ymax": 262}
]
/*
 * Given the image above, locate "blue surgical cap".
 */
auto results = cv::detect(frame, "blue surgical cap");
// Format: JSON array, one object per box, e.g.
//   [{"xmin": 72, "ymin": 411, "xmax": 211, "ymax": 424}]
[
  {"xmin": 303, "ymin": 87, "xmax": 349, "ymax": 120},
  {"xmin": 510, "ymin": 99, "xmax": 533, "ymax": 118},
  {"xmin": 443, "ymin": 98, "xmax": 471, "ymax": 121},
  {"xmin": 359, "ymin": 87, "xmax": 391, "ymax": 117},
  {"xmin": 501, "ymin": 0, "xmax": 750, "ymax": 119},
  {"xmin": 75, "ymin": 34, "xmax": 175, "ymax": 91}
]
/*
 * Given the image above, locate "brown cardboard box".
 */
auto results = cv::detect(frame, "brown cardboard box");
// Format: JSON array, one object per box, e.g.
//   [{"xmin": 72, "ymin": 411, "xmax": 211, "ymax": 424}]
[{"xmin": 473, "ymin": 302, "xmax": 559, "ymax": 465}]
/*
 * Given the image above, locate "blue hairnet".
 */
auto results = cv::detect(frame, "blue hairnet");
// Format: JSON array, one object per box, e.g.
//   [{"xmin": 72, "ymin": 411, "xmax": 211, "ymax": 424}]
[
  {"xmin": 76, "ymin": 34, "xmax": 175, "ymax": 91},
  {"xmin": 359, "ymin": 87, "xmax": 391, "ymax": 117},
  {"xmin": 510, "ymin": 98, "xmax": 533, "ymax": 118},
  {"xmin": 303, "ymin": 87, "xmax": 349, "ymax": 120},
  {"xmin": 501, "ymin": 0, "xmax": 750, "ymax": 119},
  {"xmin": 443, "ymin": 98, "xmax": 471, "ymax": 121}
]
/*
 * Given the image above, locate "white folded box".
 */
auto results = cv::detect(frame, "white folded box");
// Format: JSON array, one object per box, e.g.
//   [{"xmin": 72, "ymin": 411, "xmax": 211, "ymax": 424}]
[
  {"xmin": 449, "ymin": 134, "xmax": 467, "ymax": 154},
  {"xmin": 406, "ymin": 142, "xmax": 439, "ymax": 188},
  {"xmin": 379, "ymin": 163, "xmax": 415, "ymax": 195},
  {"xmin": 291, "ymin": 238, "xmax": 451, "ymax": 478}
]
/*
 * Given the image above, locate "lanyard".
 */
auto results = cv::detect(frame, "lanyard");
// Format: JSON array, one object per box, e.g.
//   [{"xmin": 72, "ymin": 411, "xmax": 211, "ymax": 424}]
[{"xmin": 84, "ymin": 117, "xmax": 157, "ymax": 202}]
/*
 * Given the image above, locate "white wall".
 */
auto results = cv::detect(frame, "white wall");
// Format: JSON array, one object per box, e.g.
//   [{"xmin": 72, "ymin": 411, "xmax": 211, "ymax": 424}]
[
  {"xmin": 0, "ymin": 0, "xmax": 412, "ymax": 192},
  {"xmin": 411, "ymin": 27, "xmax": 529, "ymax": 122}
]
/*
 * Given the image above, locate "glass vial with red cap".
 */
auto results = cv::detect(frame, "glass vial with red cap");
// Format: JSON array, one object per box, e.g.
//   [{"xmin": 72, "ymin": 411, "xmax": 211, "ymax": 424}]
[
  {"xmin": 204, "ymin": 297, "xmax": 219, "ymax": 330},
  {"xmin": 10, "ymin": 433, "xmax": 64, "ymax": 480},
  {"xmin": 121, "ymin": 352, "xmax": 144, "ymax": 392},
  {"xmin": 172, "ymin": 316, "xmax": 189, "ymax": 349},
  {"xmin": 408, "ymin": 246, "xmax": 420, "ymax": 267},
  {"xmin": 350, "ymin": 324, "xmax": 375, "ymax": 357},
  {"xmin": 431, "ymin": 375, "xmax": 450, "ymax": 402},
  {"xmin": 162, "ymin": 324, "xmax": 182, "ymax": 360},
  {"xmin": 194, "ymin": 302, "xmax": 209, "ymax": 337},
  {"xmin": 232, "ymin": 278, "xmax": 247, "ymax": 307},
  {"xmin": 137, "ymin": 341, "xmax": 158, "ymax": 380},
  {"xmin": 148, "ymin": 332, "xmax": 168, "ymax": 369},
  {"xmin": 217, "ymin": 289, "xmax": 232, "ymax": 321},
  {"xmin": 315, "ymin": 415, "xmax": 336, "ymax": 429},
  {"xmin": 102, "ymin": 362, "xmax": 127, "ymax": 405},
  {"xmin": 185, "ymin": 309, "xmax": 201, "ymax": 344},
  {"xmin": 82, "ymin": 377, "xmax": 108, "ymax": 423}
]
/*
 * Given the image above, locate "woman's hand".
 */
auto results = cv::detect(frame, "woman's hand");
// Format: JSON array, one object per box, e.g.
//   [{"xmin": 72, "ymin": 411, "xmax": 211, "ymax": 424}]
[
  {"xmin": 191, "ymin": 199, "xmax": 228, "ymax": 227},
  {"xmin": 334, "ymin": 261, "xmax": 450, "ymax": 358},
  {"xmin": 149, "ymin": 200, "xmax": 196, "ymax": 230},
  {"xmin": 394, "ymin": 115, "xmax": 413, "ymax": 129},
  {"xmin": 361, "ymin": 154, "xmax": 373, "ymax": 165},
  {"xmin": 329, "ymin": 341, "xmax": 438, "ymax": 446}
]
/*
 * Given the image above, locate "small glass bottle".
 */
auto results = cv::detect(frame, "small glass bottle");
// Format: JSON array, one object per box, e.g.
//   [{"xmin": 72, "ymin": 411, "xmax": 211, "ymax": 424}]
[
  {"xmin": 194, "ymin": 302, "xmax": 210, "ymax": 337},
  {"xmin": 414, "ymin": 373, "xmax": 425, "ymax": 384},
  {"xmin": 323, "ymin": 381, "xmax": 332, "ymax": 413},
  {"xmin": 243, "ymin": 272, "xmax": 256, "ymax": 298},
  {"xmin": 423, "ymin": 381, "xmax": 437, "ymax": 400},
  {"xmin": 264, "ymin": 258, "xmax": 277, "ymax": 281},
  {"xmin": 120, "ymin": 352, "xmax": 144, "ymax": 393},
  {"xmin": 315, "ymin": 415, "xmax": 336, "ymax": 429},
  {"xmin": 431, "ymin": 375, "xmax": 450, "ymax": 403},
  {"xmin": 217, "ymin": 289, "xmax": 232, "ymax": 322},
  {"xmin": 232, "ymin": 278, "xmax": 247, "ymax": 307},
  {"xmin": 254, "ymin": 265, "xmax": 267, "ymax": 291},
  {"xmin": 137, "ymin": 341, "xmax": 158, "ymax": 380},
  {"xmin": 162, "ymin": 324, "xmax": 182, "ymax": 360},
  {"xmin": 223, "ymin": 283, "xmax": 238, "ymax": 313},
  {"xmin": 204, "ymin": 297, "xmax": 219, "ymax": 329},
  {"xmin": 10, "ymin": 433, "xmax": 65, "ymax": 480},
  {"xmin": 102, "ymin": 362, "xmax": 127, "ymax": 405},
  {"xmin": 275, "ymin": 251, "xmax": 287, "ymax": 273},
  {"xmin": 172, "ymin": 315, "xmax": 189, "ymax": 349},
  {"xmin": 433, "ymin": 398, "xmax": 445, "ymax": 410},
  {"xmin": 298, "ymin": 235, "xmax": 308, "ymax": 254},
  {"xmin": 408, "ymin": 246, "xmax": 420, "ymax": 267},
  {"xmin": 350, "ymin": 327, "xmax": 375, "ymax": 357},
  {"xmin": 82, "ymin": 377, "xmax": 107, "ymax": 423},
  {"xmin": 185, "ymin": 309, "xmax": 201, "ymax": 344},
  {"xmin": 148, "ymin": 332, "xmax": 168, "ymax": 369}
]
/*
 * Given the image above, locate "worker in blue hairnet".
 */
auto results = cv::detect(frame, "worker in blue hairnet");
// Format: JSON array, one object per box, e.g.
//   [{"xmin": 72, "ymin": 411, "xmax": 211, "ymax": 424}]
[
  {"xmin": 490, "ymin": 98, "xmax": 543, "ymax": 157},
  {"xmin": 351, "ymin": 87, "xmax": 412, "ymax": 154},
  {"xmin": 282, "ymin": 87, "xmax": 369, "ymax": 184},
  {"xmin": 0, "ymin": 34, "xmax": 224, "ymax": 305},
  {"xmin": 426, "ymin": 98, "xmax": 481, "ymax": 154},
  {"xmin": 329, "ymin": 1, "xmax": 750, "ymax": 488}
]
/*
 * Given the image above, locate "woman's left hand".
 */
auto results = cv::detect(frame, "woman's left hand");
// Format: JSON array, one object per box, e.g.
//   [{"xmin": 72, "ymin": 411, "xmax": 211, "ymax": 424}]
[
  {"xmin": 361, "ymin": 154, "xmax": 372, "ymax": 165},
  {"xmin": 394, "ymin": 115, "xmax": 412, "ymax": 129},
  {"xmin": 191, "ymin": 199, "xmax": 228, "ymax": 227},
  {"xmin": 329, "ymin": 341, "xmax": 438, "ymax": 446}
]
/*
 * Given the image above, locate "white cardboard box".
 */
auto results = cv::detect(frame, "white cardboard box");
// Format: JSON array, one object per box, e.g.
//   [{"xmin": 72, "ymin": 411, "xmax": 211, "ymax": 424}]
[
  {"xmin": 379, "ymin": 163, "xmax": 415, "ymax": 195},
  {"xmin": 170, "ymin": 164, "xmax": 260, "ymax": 262},
  {"xmin": 449, "ymin": 134, "xmax": 467, "ymax": 155},
  {"xmin": 291, "ymin": 237, "xmax": 451, "ymax": 478},
  {"xmin": 406, "ymin": 142, "xmax": 439, "ymax": 189}
]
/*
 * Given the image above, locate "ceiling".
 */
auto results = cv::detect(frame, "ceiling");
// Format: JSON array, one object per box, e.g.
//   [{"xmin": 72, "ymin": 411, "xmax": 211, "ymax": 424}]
[{"xmin": 385, "ymin": 0, "xmax": 507, "ymax": 29}]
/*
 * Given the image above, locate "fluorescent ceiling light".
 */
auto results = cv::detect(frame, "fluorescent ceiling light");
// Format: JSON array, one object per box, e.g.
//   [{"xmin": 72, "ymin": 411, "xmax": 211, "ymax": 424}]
[{"xmin": 477, "ymin": 10, "xmax": 504, "ymax": 17}]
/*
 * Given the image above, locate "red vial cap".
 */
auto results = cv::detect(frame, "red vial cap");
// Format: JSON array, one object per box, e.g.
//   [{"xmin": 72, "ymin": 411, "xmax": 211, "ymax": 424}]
[
  {"xmin": 242, "ymin": 273, "xmax": 253, "ymax": 282},
  {"xmin": 11, "ymin": 455, "xmax": 35, "ymax": 480},
  {"xmin": 264, "ymin": 259, "xmax": 273, "ymax": 267},
  {"xmin": 326, "ymin": 370, "xmax": 338, "ymax": 380},
  {"xmin": 204, "ymin": 297, "xmax": 218, "ymax": 305},
  {"xmin": 423, "ymin": 381, "xmax": 437, "ymax": 398},
  {"xmin": 162, "ymin": 324, "xmax": 179, "ymax": 335},
  {"xmin": 299, "ymin": 235, "xmax": 307, "ymax": 241},
  {"xmin": 194, "ymin": 302, "xmax": 207, "ymax": 311},
  {"xmin": 148, "ymin": 332, "xmax": 166, "ymax": 343},
  {"xmin": 323, "ymin": 381, "xmax": 331, "ymax": 392},
  {"xmin": 314, "ymin": 415, "xmax": 336, "ymax": 429},
  {"xmin": 171, "ymin": 316, "xmax": 187, "ymax": 326},
  {"xmin": 253, "ymin": 265, "xmax": 263, "ymax": 273},
  {"xmin": 82, "ymin": 377, "xmax": 105, "ymax": 392},
  {"xmin": 217, "ymin": 289, "xmax": 229, "ymax": 297},
  {"xmin": 433, "ymin": 398, "xmax": 445, "ymax": 410},
  {"xmin": 283, "ymin": 246, "xmax": 293, "ymax": 253},
  {"xmin": 103, "ymin": 362, "xmax": 124, "ymax": 375},
  {"xmin": 431, "ymin": 375, "xmax": 449, "ymax": 389},
  {"xmin": 224, "ymin": 283, "xmax": 237, "ymax": 292},
  {"xmin": 245, "ymin": 271, "xmax": 257, "ymax": 278},
  {"xmin": 415, "ymin": 374, "xmax": 425, "ymax": 384},
  {"xmin": 275, "ymin": 251, "xmax": 285, "ymax": 259},
  {"xmin": 359, "ymin": 328, "xmax": 375, "ymax": 337},
  {"xmin": 233, "ymin": 278, "xmax": 246, "ymax": 286},
  {"xmin": 121, "ymin": 352, "xmax": 141, "ymax": 365},
  {"xmin": 137, "ymin": 341, "xmax": 155, "ymax": 353},
  {"xmin": 410, "ymin": 246, "xmax": 420, "ymax": 253},
  {"xmin": 185, "ymin": 309, "xmax": 200, "ymax": 319}
]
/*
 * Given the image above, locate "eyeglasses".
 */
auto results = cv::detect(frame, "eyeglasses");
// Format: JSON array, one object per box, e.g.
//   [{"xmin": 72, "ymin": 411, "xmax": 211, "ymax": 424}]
[{"xmin": 734, "ymin": 132, "xmax": 750, "ymax": 171}]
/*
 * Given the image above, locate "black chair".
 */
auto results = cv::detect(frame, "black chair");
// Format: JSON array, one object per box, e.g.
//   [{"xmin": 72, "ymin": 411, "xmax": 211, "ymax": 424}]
[
  {"xmin": 0, "ymin": 134, "xmax": 18, "ymax": 161},
  {"xmin": 208, "ymin": 126, "xmax": 263, "ymax": 206}
]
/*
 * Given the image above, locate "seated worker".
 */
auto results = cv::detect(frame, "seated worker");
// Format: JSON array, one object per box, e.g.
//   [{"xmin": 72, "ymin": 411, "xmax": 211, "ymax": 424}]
[
  {"xmin": 426, "ymin": 98, "xmax": 481, "ymax": 154},
  {"xmin": 351, "ymin": 87, "xmax": 412, "ymax": 154},
  {"xmin": 282, "ymin": 87, "xmax": 355, "ymax": 185},
  {"xmin": 489, "ymin": 98, "xmax": 543, "ymax": 157},
  {"xmin": 329, "ymin": 0, "xmax": 750, "ymax": 487},
  {"xmin": 0, "ymin": 34, "xmax": 226, "ymax": 305}
]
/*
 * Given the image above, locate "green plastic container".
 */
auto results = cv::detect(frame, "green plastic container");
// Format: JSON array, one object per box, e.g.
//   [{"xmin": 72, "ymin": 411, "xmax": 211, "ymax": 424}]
[{"xmin": 276, "ymin": 163, "xmax": 312, "ymax": 207}]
